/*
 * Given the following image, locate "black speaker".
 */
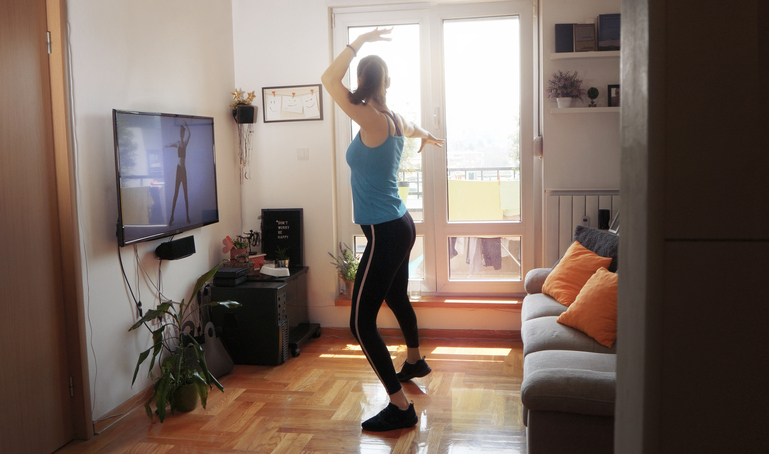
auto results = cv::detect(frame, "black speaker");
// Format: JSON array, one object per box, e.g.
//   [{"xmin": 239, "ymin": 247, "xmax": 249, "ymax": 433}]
[
  {"xmin": 155, "ymin": 236, "xmax": 196, "ymax": 260},
  {"xmin": 598, "ymin": 209, "xmax": 611, "ymax": 230},
  {"xmin": 233, "ymin": 105, "xmax": 257, "ymax": 124}
]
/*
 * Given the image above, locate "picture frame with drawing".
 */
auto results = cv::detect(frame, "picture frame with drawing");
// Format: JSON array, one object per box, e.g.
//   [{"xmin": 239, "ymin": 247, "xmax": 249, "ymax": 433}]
[{"xmin": 262, "ymin": 84, "xmax": 323, "ymax": 123}]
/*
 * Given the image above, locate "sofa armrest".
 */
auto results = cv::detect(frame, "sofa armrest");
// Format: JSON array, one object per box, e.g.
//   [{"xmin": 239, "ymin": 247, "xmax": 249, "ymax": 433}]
[
  {"xmin": 522, "ymin": 350, "xmax": 616, "ymax": 417},
  {"xmin": 524, "ymin": 268, "xmax": 552, "ymax": 294}
]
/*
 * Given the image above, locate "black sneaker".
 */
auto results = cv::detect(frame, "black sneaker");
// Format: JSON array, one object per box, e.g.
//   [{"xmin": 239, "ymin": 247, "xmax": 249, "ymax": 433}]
[
  {"xmin": 396, "ymin": 357, "xmax": 431, "ymax": 382},
  {"xmin": 361, "ymin": 402, "xmax": 418, "ymax": 431}
]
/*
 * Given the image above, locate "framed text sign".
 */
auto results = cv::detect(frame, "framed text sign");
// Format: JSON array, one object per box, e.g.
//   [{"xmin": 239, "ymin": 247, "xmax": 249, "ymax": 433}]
[
  {"xmin": 262, "ymin": 84, "xmax": 323, "ymax": 123},
  {"xmin": 261, "ymin": 208, "xmax": 303, "ymax": 266}
]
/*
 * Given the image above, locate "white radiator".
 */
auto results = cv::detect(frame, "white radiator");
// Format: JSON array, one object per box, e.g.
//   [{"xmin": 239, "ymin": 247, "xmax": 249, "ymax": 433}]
[{"xmin": 544, "ymin": 189, "xmax": 620, "ymax": 267}]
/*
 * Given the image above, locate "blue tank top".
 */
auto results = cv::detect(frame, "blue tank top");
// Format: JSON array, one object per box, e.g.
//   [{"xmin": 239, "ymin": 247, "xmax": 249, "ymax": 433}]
[{"xmin": 346, "ymin": 111, "xmax": 407, "ymax": 225}]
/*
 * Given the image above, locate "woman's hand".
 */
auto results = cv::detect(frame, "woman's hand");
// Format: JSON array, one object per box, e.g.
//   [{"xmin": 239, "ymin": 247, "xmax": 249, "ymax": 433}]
[
  {"xmin": 359, "ymin": 27, "xmax": 393, "ymax": 44},
  {"xmin": 417, "ymin": 133, "xmax": 445, "ymax": 153}
]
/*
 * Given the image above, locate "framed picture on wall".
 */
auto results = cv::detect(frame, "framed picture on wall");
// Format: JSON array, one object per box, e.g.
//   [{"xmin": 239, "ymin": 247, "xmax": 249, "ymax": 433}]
[
  {"xmin": 262, "ymin": 84, "xmax": 323, "ymax": 123},
  {"xmin": 608, "ymin": 84, "xmax": 621, "ymax": 107}
]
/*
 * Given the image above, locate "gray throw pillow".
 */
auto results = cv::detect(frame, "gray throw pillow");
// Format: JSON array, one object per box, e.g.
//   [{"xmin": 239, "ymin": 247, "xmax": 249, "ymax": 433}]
[{"xmin": 552, "ymin": 225, "xmax": 619, "ymax": 272}]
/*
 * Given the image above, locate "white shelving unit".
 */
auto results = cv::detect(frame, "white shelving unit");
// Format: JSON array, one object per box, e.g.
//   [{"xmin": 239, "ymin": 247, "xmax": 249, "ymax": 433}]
[{"xmin": 548, "ymin": 50, "xmax": 620, "ymax": 112}]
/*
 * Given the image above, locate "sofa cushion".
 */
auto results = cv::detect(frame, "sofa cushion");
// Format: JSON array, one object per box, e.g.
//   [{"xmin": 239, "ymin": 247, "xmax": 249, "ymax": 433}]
[
  {"xmin": 543, "ymin": 241, "xmax": 612, "ymax": 307},
  {"xmin": 521, "ymin": 316, "xmax": 616, "ymax": 356},
  {"xmin": 552, "ymin": 225, "xmax": 619, "ymax": 272},
  {"xmin": 522, "ymin": 350, "xmax": 616, "ymax": 416},
  {"xmin": 524, "ymin": 268, "xmax": 552, "ymax": 294},
  {"xmin": 522, "ymin": 293, "xmax": 567, "ymax": 322},
  {"xmin": 557, "ymin": 267, "xmax": 618, "ymax": 348}
]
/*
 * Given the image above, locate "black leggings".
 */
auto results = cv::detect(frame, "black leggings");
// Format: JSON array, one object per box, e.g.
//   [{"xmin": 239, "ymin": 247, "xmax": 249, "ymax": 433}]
[{"xmin": 350, "ymin": 212, "xmax": 419, "ymax": 396}]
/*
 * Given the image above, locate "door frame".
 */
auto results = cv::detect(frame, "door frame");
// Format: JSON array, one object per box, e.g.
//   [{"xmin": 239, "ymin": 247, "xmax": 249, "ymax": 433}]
[
  {"xmin": 47, "ymin": 0, "xmax": 93, "ymax": 440},
  {"xmin": 331, "ymin": 2, "xmax": 537, "ymax": 296}
]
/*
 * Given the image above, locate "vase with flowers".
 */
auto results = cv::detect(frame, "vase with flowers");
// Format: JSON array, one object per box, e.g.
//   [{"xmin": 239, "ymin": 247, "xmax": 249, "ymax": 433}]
[
  {"xmin": 329, "ymin": 243, "xmax": 359, "ymax": 298},
  {"xmin": 546, "ymin": 70, "xmax": 586, "ymax": 108}
]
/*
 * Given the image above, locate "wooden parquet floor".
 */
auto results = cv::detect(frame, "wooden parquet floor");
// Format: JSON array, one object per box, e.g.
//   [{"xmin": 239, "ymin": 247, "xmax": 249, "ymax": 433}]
[{"xmin": 57, "ymin": 334, "xmax": 526, "ymax": 454}]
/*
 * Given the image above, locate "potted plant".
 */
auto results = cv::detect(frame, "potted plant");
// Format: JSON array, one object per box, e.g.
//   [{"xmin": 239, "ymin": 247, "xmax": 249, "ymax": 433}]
[
  {"xmin": 587, "ymin": 87, "xmax": 600, "ymax": 107},
  {"xmin": 231, "ymin": 236, "xmax": 249, "ymax": 261},
  {"xmin": 546, "ymin": 70, "xmax": 586, "ymax": 108},
  {"xmin": 231, "ymin": 88, "xmax": 257, "ymax": 124},
  {"xmin": 275, "ymin": 246, "xmax": 290, "ymax": 268},
  {"xmin": 129, "ymin": 262, "xmax": 240, "ymax": 422},
  {"xmin": 329, "ymin": 243, "xmax": 359, "ymax": 298}
]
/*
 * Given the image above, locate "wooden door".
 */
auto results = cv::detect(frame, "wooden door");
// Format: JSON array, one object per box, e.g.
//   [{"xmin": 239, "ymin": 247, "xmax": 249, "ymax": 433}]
[{"xmin": 0, "ymin": 0, "xmax": 75, "ymax": 452}]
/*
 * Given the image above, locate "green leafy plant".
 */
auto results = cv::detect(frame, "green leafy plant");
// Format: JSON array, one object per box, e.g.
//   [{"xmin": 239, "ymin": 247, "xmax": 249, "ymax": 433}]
[
  {"xmin": 329, "ymin": 242, "xmax": 359, "ymax": 282},
  {"xmin": 587, "ymin": 87, "xmax": 600, "ymax": 107},
  {"xmin": 128, "ymin": 262, "xmax": 240, "ymax": 422},
  {"xmin": 275, "ymin": 246, "xmax": 290, "ymax": 261},
  {"xmin": 232, "ymin": 236, "xmax": 249, "ymax": 249}
]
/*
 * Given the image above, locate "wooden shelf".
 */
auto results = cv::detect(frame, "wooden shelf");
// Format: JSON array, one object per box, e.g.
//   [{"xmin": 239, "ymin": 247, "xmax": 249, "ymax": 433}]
[
  {"xmin": 550, "ymin": 50, "xmax": 620, "ymax": 60},
  {"xmin": 550, "ymin": 107, "xmax": 619, "ymax": 114}
]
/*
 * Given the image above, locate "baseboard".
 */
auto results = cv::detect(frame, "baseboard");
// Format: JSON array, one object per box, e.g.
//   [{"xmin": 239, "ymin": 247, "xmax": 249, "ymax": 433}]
[
  {"xmin": 321, "ymin": 327, "xmax": 521, "ymax": 342},
  {"xmin": 92, "ymin": 386, "xmax": 152, "ymax": 434}
]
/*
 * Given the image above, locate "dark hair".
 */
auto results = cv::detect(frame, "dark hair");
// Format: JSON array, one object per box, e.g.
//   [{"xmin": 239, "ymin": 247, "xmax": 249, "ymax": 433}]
[{"xmin": 348, "ymin": 55, "xmax": 388, "ymax": 105}]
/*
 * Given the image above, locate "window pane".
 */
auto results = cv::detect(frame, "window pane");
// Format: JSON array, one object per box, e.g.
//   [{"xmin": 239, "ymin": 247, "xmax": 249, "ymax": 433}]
[
  {"xmin": 348, "ymin": 25, "xmax": 424, "ymax": 222},
  {"xmin": 444, "ymin": 17, "xmax": 520, "ymax": 222},
  {"xmin": 354, "ymin": 235, "xmax": 424, "ymax": 280},
  {"xmin": 448, "ymin": 236, "xmax": 521, "ymax": 281}
]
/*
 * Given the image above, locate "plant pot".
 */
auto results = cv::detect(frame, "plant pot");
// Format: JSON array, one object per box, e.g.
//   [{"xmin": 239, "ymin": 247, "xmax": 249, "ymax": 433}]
[
  {"xmin": 276, "ymin": 259, "xmax": 289, "ymax": 268},
  {"xmin": 556, "ymin": 97, "xmax": 575, "ymax": 108},
  {"xmin": 343, "ymin": 279, "xmax": 355, "ymax": 298},
  {"xmin": 232, "ymin": 104, "xmax": 257, "ymax": 124},
  {"xmin": 230, "ymin": 248, "xmax": 248, "ymax": 261},
  {"xmin": 173, "ymin": 384, "xmax": 199, "ymax": 413}
]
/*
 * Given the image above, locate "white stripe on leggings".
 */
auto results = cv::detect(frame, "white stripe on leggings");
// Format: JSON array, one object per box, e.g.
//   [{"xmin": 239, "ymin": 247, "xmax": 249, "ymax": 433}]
[{"xmin": 353, "ymin": 225, "xmax": 387, "ymax": 390}]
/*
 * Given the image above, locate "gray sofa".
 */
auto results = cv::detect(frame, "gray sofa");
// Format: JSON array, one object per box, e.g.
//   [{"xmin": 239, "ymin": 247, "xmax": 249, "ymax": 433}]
[{"xmin": 520, "ymin": 226, "xmax": 618, "ymax": 454}]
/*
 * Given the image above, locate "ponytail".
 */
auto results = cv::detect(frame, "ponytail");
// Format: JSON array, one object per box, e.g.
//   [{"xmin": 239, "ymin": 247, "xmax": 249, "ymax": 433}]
[{"xmin": 348, "ymin": 55, "xmax": 388, "ymax": 105}]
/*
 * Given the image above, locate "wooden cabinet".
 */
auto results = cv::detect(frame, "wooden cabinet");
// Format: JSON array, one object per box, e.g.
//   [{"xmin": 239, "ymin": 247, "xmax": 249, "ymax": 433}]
[{"xmin": 210, "ymin": 267, "xmax": 319, "ymax": 365}]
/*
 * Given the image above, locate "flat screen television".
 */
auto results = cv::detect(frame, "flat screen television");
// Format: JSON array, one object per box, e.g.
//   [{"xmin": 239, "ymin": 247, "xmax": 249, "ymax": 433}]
[{"xmin": 112, "ymin": 109, "xmax": 219, "ymax": 246}]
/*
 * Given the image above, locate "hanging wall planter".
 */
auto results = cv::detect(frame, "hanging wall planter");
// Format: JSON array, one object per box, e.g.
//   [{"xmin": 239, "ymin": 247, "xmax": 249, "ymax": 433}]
[{"xmin": 232, "ymin": 104, "xmax": 257, "ymax": 124}]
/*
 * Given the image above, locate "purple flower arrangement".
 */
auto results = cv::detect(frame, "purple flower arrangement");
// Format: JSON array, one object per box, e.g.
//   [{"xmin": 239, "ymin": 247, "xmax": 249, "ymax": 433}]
[{"xmin": 546, "ymin": 70, "xmax": 586, "ymax": 101}]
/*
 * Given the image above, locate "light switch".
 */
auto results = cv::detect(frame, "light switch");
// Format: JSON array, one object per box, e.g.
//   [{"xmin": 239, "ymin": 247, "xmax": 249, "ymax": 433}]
[{"xmin": 297, "ymin": 148, "xmax": 309, "ymax": 160}]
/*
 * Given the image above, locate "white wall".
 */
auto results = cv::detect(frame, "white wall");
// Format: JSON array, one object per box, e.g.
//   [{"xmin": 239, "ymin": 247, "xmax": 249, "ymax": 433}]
[
  {"xmin": 542, "ymin": 0, "xmax": 621, "ymax": 190},
  {"xmin": 67, "ymin": 0, "xmax": 240, "ymax": 420},
  {"xmin": 231, "ymin": 0, "xmax": 520, "ymax": 332}
]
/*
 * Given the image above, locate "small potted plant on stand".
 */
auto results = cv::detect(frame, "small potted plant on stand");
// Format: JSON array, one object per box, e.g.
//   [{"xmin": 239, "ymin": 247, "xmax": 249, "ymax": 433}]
[
  {"xmin": 546, "ymin": 70, "xmax": 586, "ymax": 108},
  {"xmin": 329, "ymin": 243, "xmax": 359, "ymax": 298},
  {"xmin": 275, "ymin": 246, "xmax": 290, "ymax": 268},
  {"xmin": 128, "ymin": 262, "xmax": 240, "ymax": 422},
  {"xmin": 231, "ymin": 89, "xmax": 257, "ymax": 124}
]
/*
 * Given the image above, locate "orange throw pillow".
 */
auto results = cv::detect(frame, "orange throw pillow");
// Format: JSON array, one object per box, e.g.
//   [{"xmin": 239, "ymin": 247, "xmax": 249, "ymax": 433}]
[
  {"xmin": 543, "ymin": 241, "xmax": 613, "ymax": 306},
  {"xmin": 557, "ymin": 267, "xmax": 618, "ymax": 348}
]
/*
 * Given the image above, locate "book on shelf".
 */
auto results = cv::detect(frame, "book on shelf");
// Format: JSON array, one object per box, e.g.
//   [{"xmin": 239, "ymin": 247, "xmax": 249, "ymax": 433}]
[
  {"xmin": 574, "ymin": 23, "xmax": 596, "ymax": 52},
  {"xmin": 597, "ymin": 14, "xmax": 621, "ymax": 51},
  {"xmin": 555, "ymin": 23, "xmax": 575, "ymax": 53}
]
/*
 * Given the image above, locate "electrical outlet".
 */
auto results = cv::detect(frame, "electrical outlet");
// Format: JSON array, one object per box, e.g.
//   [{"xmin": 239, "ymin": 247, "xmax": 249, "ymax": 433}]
[{"xmin": 582, "ymin": 216, "xmax": 589, "ymax": 226}]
